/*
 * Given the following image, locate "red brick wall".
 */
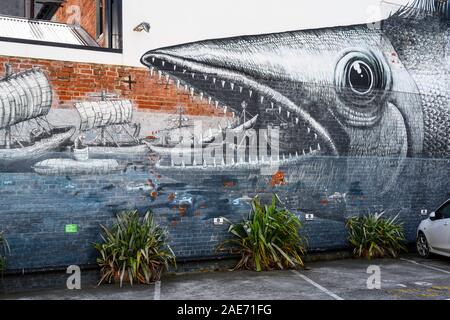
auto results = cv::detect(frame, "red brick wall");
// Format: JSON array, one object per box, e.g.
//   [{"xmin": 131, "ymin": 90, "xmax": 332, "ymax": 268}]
[
  {"xmin": 0, "ymin": 55, "xmax": 221, "ymax": 116},
  {"xmin": 53, "ymin": 0, "xmax": 100, "ymax": 42}
]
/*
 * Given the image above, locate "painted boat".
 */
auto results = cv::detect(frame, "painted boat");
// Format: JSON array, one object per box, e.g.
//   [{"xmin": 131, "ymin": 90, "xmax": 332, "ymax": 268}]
[
  {"xmin": 146, "ymin": 114, "xmax": 259, "ymax": 156},
  {"xmin": 0, "ymin": 68, "xmax": 75, "ymax": 167},
  {"xmin": 33, "ymin": 158, "xmax": 124, "ymax": 176},
  {"xmin": 74, "ymin": 99, "xmax": 149, "ymax": 159}
]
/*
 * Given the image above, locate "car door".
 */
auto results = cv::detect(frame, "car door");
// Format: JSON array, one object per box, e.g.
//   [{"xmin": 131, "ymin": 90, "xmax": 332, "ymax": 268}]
[
  {"xmin": 427, "ymin": 201, "xmax": 450, "ymax": 254},
  {"xmin": 440, "ymin": 202, "xmax": 450, "ymax": 253}
]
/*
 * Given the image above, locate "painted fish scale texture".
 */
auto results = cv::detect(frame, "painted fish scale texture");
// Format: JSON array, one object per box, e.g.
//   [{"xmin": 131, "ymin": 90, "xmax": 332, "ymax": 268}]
[{"xmin": 384, "ymin": 16, "xmax": 450, "ymax": 157}]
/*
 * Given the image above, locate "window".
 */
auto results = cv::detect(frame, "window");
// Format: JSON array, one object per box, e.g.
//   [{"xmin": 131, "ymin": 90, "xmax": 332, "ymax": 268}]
[
  {"xmin": 96, "ymin": 0, "xmax": 104, "ymax": 39},
  {"xmin": 26, "ymin": 0, "xmax": 64, "ymax": 20},
  {"xmin": 435, "ymin": 201, "xmax": 450, "ymax": 220},
  {"xmin": 0, "ymin": 0, "xmax": 122, "ymax": 51},
  {"xmin": 104, "ymin": 0, "xmax": 122, "ymax": 49}
]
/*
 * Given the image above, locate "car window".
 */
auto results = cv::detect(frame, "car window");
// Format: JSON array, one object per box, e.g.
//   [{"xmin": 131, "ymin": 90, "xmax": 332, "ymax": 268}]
[{"xmin": 436, "ymin": 201, "xmax": 450, "ymax": 219}]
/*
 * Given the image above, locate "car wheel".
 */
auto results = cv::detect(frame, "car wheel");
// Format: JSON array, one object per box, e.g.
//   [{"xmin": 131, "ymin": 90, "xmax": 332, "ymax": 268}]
[{"xmin": 417, "ymin": 233, "xmax": 430, "ymax": 258}]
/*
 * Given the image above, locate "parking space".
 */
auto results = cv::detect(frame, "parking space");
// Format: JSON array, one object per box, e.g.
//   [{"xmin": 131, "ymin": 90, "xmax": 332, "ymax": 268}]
[{"xmin": 2, "ymin": 254, "xmax": 450, "ymax": 300}]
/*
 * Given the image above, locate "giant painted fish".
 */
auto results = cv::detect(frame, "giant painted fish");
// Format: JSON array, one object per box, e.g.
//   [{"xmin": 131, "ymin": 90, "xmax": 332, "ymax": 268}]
[{"xmin": 141, "ymin": 1, "xmax": 450, "ymax": 218}]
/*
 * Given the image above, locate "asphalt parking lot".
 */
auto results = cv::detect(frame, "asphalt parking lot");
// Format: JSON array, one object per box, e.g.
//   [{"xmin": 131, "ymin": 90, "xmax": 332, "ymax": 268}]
[{"xmin": 2, "ymin": 254, "xmax": 450, "ymax": 300}]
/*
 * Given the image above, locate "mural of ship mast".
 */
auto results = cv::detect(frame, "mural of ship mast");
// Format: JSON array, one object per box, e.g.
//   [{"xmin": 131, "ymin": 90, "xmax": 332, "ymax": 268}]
[
  {"xmin": 0, "ymin": 64, "xmax": 75, "ymax": 171},
  {"xmin": 146, "ymin": 101, "xmax": 259, "ymax": 156},
  {"xmin": 73, "ymin": 90, "xmax": 148, "ymax": 161}
]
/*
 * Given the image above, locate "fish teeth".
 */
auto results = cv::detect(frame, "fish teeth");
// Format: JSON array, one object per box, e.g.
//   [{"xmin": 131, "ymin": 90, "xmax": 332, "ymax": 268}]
[
  {"xmin": 158, "ymin": 70, "xmax": 162, "ymax": 79},
  {"xmin": 260, "ymin": 96, "xmax": 264, "ymax": 104},
  {"xmin": 161, "ymin": 61, "xmax": 165, "ymax": 67},
  {"xmin": 176, "ymin": 80, "xmax": 180, "ymax": 88},
  {"xmin": 317, "ymin": 143, "xmax": 321, "ymax": 151},
  {"xmin": 221, "ymin": 80, "xmax": 226, "ymax": 88},
  {"xmin": 249, "ymin": 90, "xmax": 253, "ymax": 98},
  {"xmin": 307, "ymin": 127, "xmax": 311, "ymax": 134},
  {"xmin": 190, "ymin": 87, "xmax": 195, "ymax": 96},
  {"xmin": 184, "ymin": 84, "xmax": 188, "ymax": 91},
  {"xmin": 182, "ymin": 69, "xmax": 187, "ymax": 74},
  {"xmin": 223, "ymin": 106, "xmax": 228, "ymax": 113},
  {"xmin": 192, "ymin": 73, "xmax": 195, "ymax": 79},
  {"xmin": 173, "ymin": 65, "xmax": 177, "ymax": 71},
  {"xmin": 309, "ymin": 146, "xmax": 313, "ymax": 153},
  {"xmin": 150, "ymin": 67, "xmax": 154, "ymax": 77},
  {"xmin": 199, "ymin": 92, "xmax": 204, "ymax": 100},
  {"xmin": 314, "ymin": 133, "xmax": 318, "ymax": 140},
  {"xmin": 215, "ymin": 101, "xmax": 219, "ymax": 108},
  {"xmin": 239, "ymin": 86, "xmax": 243, "ymax": 93},
  {"xmin": 213, "ymin": 78, "xmax": 216, "ymax": 84},
  {"xmin": 271, "ymin": 102, "xmax": 274, "ymax": 109},
  {"xmin": 296, "ymin": 118, "xmax": 299, "ymax": 124},
  {"xmin": 278, "ymin": 107, "xmax": 282, "ymax": 114},
  {"xmin": 208, "ymin": 97, "xmax": 212, "ymax": 105},
  {"xmin": 204, "ymin": 75, "xmax": 208, "ymax": 80},
  {"xmin": 287, "ymin": 111, "xmax": 290, "ymax": 118},
  {"xmin": 165, "ymin": 74, "xmax": 170, "ymax": 82},
  {"xmin": 151, "ymin": 57, "xmax": 155, "ymax": 63},
  {"xmin": 230, "ymin": 83, "xmax": 235, "ymax": 90}
]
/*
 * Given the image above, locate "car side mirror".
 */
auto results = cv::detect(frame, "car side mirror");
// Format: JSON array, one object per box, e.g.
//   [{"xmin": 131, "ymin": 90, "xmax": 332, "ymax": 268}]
[{"xmin": 429, "ymin": 212, "xmax": 436, "ymax": 221}]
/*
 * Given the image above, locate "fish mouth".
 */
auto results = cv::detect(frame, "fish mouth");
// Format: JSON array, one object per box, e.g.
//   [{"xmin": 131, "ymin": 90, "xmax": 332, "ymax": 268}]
[{"xmin": 142, "ymin": 50, "xmax": 339, "ymax": 167}]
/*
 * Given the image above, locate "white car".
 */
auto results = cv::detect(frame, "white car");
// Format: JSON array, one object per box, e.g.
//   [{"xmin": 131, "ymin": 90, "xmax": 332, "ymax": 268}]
[{"xmin": 417, "ymin": 200, "xmax": 450, "ymax": 258}]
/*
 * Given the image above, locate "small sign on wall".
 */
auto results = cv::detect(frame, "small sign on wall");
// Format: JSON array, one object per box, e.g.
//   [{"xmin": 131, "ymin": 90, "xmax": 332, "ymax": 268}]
[{"xmin": 65, "ymin": 224, "xmax": 78, "ymax": 233}]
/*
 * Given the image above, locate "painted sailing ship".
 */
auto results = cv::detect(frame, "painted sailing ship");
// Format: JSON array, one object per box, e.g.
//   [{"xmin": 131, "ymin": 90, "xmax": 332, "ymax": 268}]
[
  {"xmin": 146, "ymin": 103, "xmax": 259, "ymax": 156},
  {"xmin": 33, "ymin": 93, "xmax": 149, "ymax": 176},
  {"xmin": 0, "ymin": 66, "xmax": 75, "ymax": 170},
  {"xmin": 73, "ymin": 95, "xmax": 149, "ymax": 160}
]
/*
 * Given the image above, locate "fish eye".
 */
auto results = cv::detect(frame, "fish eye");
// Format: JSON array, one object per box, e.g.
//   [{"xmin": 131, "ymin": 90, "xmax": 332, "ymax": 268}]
[
  {"xmin": 333, "ymin": 50, "xmax": 392, "ymax": 126},
  {"xmin": 347, "ymin": 60, "xmax": 374, "ymax": 95},
  {"xmin": 335, "ymin": 50, "xmax": 391, "ymax": 105}
]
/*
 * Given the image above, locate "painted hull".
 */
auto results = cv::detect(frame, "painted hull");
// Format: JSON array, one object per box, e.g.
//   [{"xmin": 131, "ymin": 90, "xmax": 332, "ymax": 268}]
[
  {"xmin": 33, "ymin": 158, "xmax": 124, "ymax": 176},
  {"xmin": 0, "ymin": 126, "xmax": 75, "ymax": 163},
  {"xmin": 145, "ymin": 141, "xmax": 222, "ymax": 156},
  {"xmin": 84, "ymin": 143, "xmax": 150, "ymax": 160}
]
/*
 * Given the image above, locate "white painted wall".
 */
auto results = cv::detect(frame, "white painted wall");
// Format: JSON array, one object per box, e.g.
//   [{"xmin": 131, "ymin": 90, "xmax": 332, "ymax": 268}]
[
  {"xmin": 121, "ymin": 0, "xmax": 406, "ymax": 67},
  {"xmin": 0, "ymin": 0, "xmax": 406, "ymax": 67}
]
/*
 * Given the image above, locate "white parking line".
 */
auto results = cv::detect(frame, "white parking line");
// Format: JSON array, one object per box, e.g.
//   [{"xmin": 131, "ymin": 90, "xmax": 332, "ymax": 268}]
[
  {"xmin": 291, "ymin": 270, "xmax": 344, "ymax": 300},
  {"xmin": 400, "ymin": 258, "xmax": 450, "ymax": 275},
  {"xmin": 154, "ymin": 281, "xmax": 161, "ymax": 300}
]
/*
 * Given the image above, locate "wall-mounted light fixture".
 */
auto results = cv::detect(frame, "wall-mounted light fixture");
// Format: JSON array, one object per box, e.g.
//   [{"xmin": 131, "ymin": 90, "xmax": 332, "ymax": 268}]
[{"xmin": 133, "ymin": 22, "xmax": 151, "ymax": 33}]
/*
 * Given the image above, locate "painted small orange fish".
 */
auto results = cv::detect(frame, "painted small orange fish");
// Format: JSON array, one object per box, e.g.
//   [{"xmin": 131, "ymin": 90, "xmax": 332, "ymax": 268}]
[
  {"xmin": 270, "ymin": 171, "xmax": 286, "ymax": 186},
  {"xmin": 223, "ymin": 181, "xmax": 236, "ymax": 188}
]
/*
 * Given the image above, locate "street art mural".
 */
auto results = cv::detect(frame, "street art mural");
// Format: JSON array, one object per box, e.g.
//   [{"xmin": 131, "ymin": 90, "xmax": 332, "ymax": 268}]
[
  {"xmin": 0, "ymin": 68, "xmax": 75, "ymax": 169},
  {"xmin": 0, "ymin": 0, "xmax": 449, "ymax": 270}
]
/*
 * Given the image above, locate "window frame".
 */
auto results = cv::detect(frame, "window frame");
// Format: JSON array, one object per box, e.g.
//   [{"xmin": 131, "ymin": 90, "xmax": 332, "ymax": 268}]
[
  {"xmin": 435, "ymin": 200, "xmax": 450, "ymax": 220},
  {"xmin": 96, "ymin": 0, "xmax": 104, "ymax": 40},
  {"xmin": 0, "ymin": 0, "xmax": 123, "ymax": 53}
]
